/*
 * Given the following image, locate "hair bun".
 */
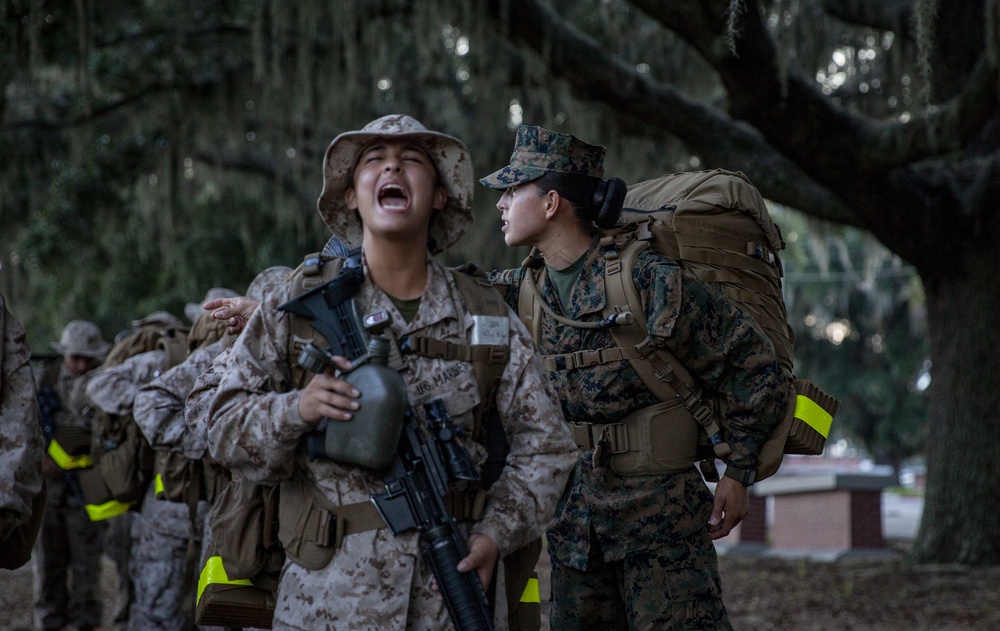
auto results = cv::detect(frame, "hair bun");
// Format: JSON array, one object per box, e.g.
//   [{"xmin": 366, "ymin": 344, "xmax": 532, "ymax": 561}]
[{"xmin": 594, "ymin": 177, "xmax": 627, "ymax": 228}]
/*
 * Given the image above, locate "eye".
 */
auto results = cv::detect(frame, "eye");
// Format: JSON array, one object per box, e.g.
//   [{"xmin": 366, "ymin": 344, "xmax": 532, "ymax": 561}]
[{"xmin": 507, "ymin": 186, "xmax": 517, "ymax": 198}]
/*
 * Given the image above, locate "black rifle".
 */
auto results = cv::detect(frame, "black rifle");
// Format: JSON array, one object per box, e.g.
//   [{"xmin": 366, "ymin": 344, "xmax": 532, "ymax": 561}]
[
  {"xmin": 278, "ymin": 261, "xmax": 369, "ymax": 459},
  {"xmin": 372, "ymin": 399, "xmax": 494, "ymax": 631},
  {"xmin": 37, "ymin": 382, "xmax": 88, "ymax": 504}
]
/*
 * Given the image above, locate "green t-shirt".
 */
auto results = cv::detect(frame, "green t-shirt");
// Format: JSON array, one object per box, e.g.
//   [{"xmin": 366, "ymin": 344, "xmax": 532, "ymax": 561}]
[
  {"xmin": 546, "ymin": 253, "xmax": 587, "ymax": 311},
  {"xmin": 388, "ymin": 294, "xmax": 421, "ymax": 324}
]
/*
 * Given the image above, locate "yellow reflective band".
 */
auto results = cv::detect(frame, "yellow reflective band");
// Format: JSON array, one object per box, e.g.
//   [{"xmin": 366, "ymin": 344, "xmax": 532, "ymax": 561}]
[
  {"xmin": 520, "ymin": 577, "xmax": 540, "ymax": 604},
  {"xmin": 154, "ymin": 473, "xmax": 164, "ymax": 496},
  {"xmin": 85, "ymin": 499, "xmax": 133, "ymax": 521},
  {"xmin": 197, "ymin": 555, "xmax": 253, "ymax": 605},
  {"xmin": 47, "ymin": 440, "xmax": 93, "ymax": 470},
  {"xmin": 795, "ymin": 394, "xmax": 833, "ymax": 438}
]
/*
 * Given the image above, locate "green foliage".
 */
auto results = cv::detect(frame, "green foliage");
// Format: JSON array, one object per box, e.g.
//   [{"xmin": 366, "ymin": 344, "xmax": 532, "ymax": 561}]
[{"xmin": 776, "ymin": 207, "xmax": 929, "ymax": 468}]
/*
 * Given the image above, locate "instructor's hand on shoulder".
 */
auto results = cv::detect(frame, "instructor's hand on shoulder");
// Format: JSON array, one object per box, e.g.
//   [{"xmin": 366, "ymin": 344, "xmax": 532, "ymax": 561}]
[
  {"xmin": 205, "ymin": 296, "xmax": 260, "ymax": 334},
  {"xmin": 296, "ymin": 357, "xmax": 360, "ymax": 424}
]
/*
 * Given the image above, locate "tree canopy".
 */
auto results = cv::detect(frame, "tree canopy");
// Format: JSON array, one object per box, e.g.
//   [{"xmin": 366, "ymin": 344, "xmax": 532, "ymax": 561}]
[{"xmin": 3, "ymin": 0, "xmax": 996, "ymax": 564}]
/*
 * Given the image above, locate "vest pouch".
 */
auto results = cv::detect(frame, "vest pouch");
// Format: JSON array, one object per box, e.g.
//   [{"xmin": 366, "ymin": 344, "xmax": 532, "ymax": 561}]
[
  {"xmin": 605, "ymin": 399, "xmax": 700, "ymax": 476},
  {"xmin": 98, "ymin": 421, "xmax": 154, "ymax": 503},
  {"xmin": 209, "ymin": 478, "xmax": 275, "ymax": 580},
  {"xmin": 154, "ymin": 450, "xmax": 195, "ymax": 502},
  {"xmin": 277, "ymin": 476, "xmax": 340, "ymax": 571}
]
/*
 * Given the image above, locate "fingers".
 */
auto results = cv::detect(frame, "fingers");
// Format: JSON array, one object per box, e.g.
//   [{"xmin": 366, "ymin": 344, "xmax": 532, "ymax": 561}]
[
  {"xmin": 709, "ymin": 477, "xmax": 750, "ymax": 540},
  {"xmin": 457, "ymin": 533, "xmax": 499, "ymax": 589},
  {"xmin": 297, "ymin": 372, "xmax": 360, "ymax": 424}
]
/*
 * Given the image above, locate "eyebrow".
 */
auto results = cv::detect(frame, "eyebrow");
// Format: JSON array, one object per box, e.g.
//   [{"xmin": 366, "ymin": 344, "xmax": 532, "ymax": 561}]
[{"xmin": 361, "ymin": 142, "xmax": 429, "ymax": 156}]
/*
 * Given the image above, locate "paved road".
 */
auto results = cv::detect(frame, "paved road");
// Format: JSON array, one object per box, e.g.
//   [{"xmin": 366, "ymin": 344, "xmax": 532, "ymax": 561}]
[{"xmin": 882, "ymin": 492, "xmax": 923, "ymax": 540}]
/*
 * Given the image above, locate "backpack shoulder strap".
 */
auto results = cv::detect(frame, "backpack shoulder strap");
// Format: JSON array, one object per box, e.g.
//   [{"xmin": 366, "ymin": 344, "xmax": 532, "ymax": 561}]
[
  {"xmin": 601, "ymin": 238, "xmax": 732, "ymax": 459},
  {"xmin": 157, "ymin": 328, "xmax": 190, "ymax": 370}
]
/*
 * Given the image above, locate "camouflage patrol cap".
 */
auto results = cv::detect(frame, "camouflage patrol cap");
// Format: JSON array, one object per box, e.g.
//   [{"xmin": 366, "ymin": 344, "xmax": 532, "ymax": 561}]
[
  {"xmin": 185, "ymin": 287, "xmax": 240, "ymax": 323},
  {"xmin": 51, "ymin": 320, "xmax": 111, "ymax": 359},
  {"xmin": 317, "ymin": 114, "xmax": 474, "ymax": 255},
  {"xmin": 480, "ymin": 125, "xmax": 606, "ymax": 190}
]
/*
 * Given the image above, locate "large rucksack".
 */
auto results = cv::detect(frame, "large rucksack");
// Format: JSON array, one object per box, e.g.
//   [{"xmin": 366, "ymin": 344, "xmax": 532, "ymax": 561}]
[
  {"xmin": 77, "ymin": 321, "xmax": 189, "ymax": 520},
  {"xmin": 517, "ymin": 168, "xmax": 839, "ymax": 484}
]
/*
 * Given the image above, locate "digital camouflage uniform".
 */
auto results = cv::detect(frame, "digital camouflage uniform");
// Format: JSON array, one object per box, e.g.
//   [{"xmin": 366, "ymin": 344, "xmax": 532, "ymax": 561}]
[
  {"xmin": 483, "ymin": 126, "xmax": 791, "ymax": 630},
  {"xmin": 0, "ymin": 295, "xmax": 45, "ymax": 565},
  {"xmin": 195, "ymin": 114, "xmax": 578, "ymax": 630},
  {"xmin": 88, "ymin": 347, "xmax": 206, "ymax": 631},
  {"xmin": 33, "ymin": 320, "xmax": 109, "ymax": 631}
]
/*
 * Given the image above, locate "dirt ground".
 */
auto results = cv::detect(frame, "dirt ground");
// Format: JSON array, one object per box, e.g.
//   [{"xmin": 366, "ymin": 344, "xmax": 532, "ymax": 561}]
[{"xmin": 3, "ymin": 540, "xmax": 999, "ymax": 630}]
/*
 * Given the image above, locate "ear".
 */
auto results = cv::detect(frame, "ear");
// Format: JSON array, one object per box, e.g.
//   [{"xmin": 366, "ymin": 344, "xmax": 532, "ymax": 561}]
[
  {"xmin": 433, "ymin": 185, "xmax": 448, "ymax": 211},
  {"xmin": 344, "ymin": 187, "xmax": 358, "ymax": 211},
  {"xmin": 544, "ymin": 190, "xmax": 561, "ymax": 220}
]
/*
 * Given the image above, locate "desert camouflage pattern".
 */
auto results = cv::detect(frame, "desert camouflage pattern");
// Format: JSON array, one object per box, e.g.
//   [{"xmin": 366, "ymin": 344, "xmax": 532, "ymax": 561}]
[
  {"xmin": 85, "ymin": 349, "xmax": 167, "ymax": 415},
  {"xmin": 184, "ymin": 345, "xmax": 231, "ymax": 452},
  {"xmin": 317, "ymin": 114, "xmax": 474, "ymax": 255},
  {"xmin": 33, "ymin": 359, "xmax": 105, "ymax": 630},
  {"xmin": 480, "ymin": 125, "xmax": 606, "ymax": 190},
  {"xmin": 489, "ymin": 246, "xmax": 789, "ymax": 621},
  {"xmin": 196, "ymin": 257, "xmax": 577, "ymax": 630},
  {"xmin": 127, "ymin": 484, "xmax": 208, "ymax": 631},
  {"xmin": 0, "ymin": 297, "xmax": 44, "ymax": 540},
  {"xmin": 135, "ymin": 339, "xmax": 225, "ymax": 459},
  {"xmin": 50, "ymin": 318, "xmax": 111, "ymax": 359},
  {"xmin": 86, "ymin": 349, "xmax": 207, "ymax": 631}
]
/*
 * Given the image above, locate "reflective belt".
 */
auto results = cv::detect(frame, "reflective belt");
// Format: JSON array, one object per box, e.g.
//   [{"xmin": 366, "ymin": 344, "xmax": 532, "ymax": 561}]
[
  {"xmin": 520, "ymin": 577, "xmax": 540, "ymax": 604},
  {"xmin": 154, "ymin": 473, "xmax": 165, "ymax": 496},
  {"xmin": 795, "ymin": 394, "xmax": 834, "ymax": 438},
  {"xmin": 85, "ymin": 499, "xmax": 133, "ymax": 521},
  {"xmin": 48, "ymin": 440, "xmax": 93, "ymax": 470},
  {"xmin": 197, "ymin": 556, "xmax": 253, "ymax": 606}
]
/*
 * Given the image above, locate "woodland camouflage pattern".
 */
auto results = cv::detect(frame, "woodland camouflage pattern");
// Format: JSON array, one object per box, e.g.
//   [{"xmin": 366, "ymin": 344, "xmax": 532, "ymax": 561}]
[
  {"xmin": 489, "ymin": 246, "xmax": 789, "ymax": 624},
  {"xmin": 0, "ymin": 297, "xmax": 44, "ymax": 543},
  {"xmin": 135, "ymin": 339, "xmax": 231, "ymax": 631},
  {"xmin": 480, "ymin": 125, "xmax": 606, "ymax": 190},
  {"xmin": 195, "ymin": 258, "xmax": 577, "ymax": 630}
]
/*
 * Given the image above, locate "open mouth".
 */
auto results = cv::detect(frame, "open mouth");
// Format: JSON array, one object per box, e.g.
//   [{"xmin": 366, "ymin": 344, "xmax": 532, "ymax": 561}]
[{"xmin": 378, "ymin": 184, "xmax": 409, "ymax": 210}]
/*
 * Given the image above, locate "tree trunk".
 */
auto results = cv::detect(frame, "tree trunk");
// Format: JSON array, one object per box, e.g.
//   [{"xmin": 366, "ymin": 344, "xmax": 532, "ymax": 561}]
[{"xmin": 912, "ymin": 251, "xmax": 1000, "ymax": 565}]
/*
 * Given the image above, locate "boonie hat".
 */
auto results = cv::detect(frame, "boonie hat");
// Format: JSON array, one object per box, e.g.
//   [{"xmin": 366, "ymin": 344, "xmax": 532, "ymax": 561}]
[
  {"xmin": 316, "ymin": 114, "xmax": 474, "ymax": 255},
  {"xmin": 51, "ymin": 320, "xmax": 111, "ymax": 359},
  {"xmin": 185, "ymin": 287, "xmax": 240, "ymax": 323},
  {"xmin": 480, "ymin": 124, "xmax": 606, "ymax": 190}
]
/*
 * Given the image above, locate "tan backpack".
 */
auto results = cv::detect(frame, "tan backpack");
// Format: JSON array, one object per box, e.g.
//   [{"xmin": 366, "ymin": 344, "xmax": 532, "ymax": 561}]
[
  {"xmin": 518, "ymin": 169, "xmax": 840, "ymax": 484},
  {"xmin": 78, "ymin": 323, "xmax": 189, "ymax": 520}
]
